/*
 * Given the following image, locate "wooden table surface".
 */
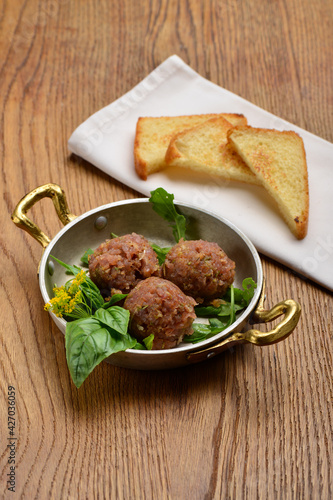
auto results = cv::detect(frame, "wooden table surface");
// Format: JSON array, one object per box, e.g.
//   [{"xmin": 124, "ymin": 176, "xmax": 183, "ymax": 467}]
[{"xmin": 1, "ymin": 0, "xmax": 332, "ymax": 498}]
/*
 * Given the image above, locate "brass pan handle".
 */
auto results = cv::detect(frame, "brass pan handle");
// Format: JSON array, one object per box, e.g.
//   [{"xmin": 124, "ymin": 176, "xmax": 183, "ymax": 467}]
[
  {"xmin": 187, "ymin": 281, "xmax": 301, "ymax": 364},
  {"xmin": 11, "ymin": 183, "xmax": 77, "ymax": 248}
]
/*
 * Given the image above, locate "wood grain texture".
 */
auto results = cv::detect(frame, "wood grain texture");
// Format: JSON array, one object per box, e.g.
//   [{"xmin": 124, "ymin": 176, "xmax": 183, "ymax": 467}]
[{"xmin": 1, "ymin": 0, "xmax": 332, "ymax": 498}]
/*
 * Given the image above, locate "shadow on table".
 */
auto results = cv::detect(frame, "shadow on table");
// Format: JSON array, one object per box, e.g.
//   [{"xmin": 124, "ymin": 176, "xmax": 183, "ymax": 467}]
[{"xmin": 65, "ymin": 342, "xmax": 258, "ymax": 418}]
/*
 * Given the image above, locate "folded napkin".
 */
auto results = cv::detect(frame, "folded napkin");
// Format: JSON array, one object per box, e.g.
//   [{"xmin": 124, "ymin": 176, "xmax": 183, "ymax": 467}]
[{"xmin": 68, "ymin": 55, "xmax": 333, "ymax": 292}]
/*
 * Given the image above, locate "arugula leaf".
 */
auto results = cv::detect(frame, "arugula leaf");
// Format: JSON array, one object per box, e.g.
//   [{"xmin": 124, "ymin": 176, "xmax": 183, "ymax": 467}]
[
  {"xmin": 241, "ymin": 277, "xmax": 257, "ymax": 305},
  {"xmin": 195, "ymin": 279, "xmax": 257, "ymax": 318},
  {"xmin": 208, "ymin": 317, "xmax": 229, "ymax": 330},
  {"xmin": 223, "ymin": 277, "xmax": 257, "ymax": 308},
  {"xmin": 65, "ymin": 308, "xmax": 137, "ymax": 388},
  {"xmin": 183, "ymin": 322, "xmax": 222, "ymax": 344},
  {"xmin": 183, "ymin": 316, "xmax": 232, "ymax": 344},
  {"xmin": 149, "ymin": 188, "xmax": 187, "ymax": 242},
  {"xmin": 150, "ymin": 243, "xmax": 171, "ymax": 265}
]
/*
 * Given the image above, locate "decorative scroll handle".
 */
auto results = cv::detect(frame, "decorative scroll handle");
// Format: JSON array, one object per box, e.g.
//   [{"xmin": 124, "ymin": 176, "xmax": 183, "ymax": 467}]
[
  {"xmin": 11, "ymin": 183, "xmax": 77, "ymax": 248},
  {"xmin": 187, "ymin": 282, "xmax": 301, "ymax": 364}
]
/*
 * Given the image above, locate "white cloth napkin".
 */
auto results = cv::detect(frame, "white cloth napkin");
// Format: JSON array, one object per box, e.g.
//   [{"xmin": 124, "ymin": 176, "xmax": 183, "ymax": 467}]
[{"xmin": 68, "ymin": 55, "xmax": 333, "ymax": 292}]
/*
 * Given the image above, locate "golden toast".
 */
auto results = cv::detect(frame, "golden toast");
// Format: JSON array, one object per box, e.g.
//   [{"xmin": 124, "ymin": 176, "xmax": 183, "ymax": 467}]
[
  {"xmin": 228, "ymin": 126, "xmax": 309, "ymax": 239},
  {"xmin": 134, "ymin": 113, "xmax": 247, "ymax": 180},
  {"xmin": 164, "ymin": 116, "xmax": 260, "ymax": 184}
]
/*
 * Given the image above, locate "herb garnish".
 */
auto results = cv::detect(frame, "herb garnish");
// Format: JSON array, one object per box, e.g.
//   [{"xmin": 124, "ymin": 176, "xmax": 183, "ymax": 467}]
[
  {"xmin": 183, "ymin": 278, "xmax": 257, "ymax": 343},
  {"xmin": 65, "ymin": 307, "xmax": 137, "ymax": 388},
  {"xmin": 45, "ymin": 257, "xmax": 104, "ymax": 319},
  {"xmin": 45, "ymin": 256, "xmax": 147, "ymax": 387},
  {"xmin": 148, "ymin": 187, "xmax": 187, "ymax": 263},
  {"xmin": 150, "ymin": 243, "xmax": 172, "ymax": 265},
  {"xmin": 149, "ymin": 187, "xmax": 187, "ymax": 242}
]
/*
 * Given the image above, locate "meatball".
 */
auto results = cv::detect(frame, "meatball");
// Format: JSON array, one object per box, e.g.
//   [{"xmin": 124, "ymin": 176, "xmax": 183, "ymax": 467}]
[
  {"xmin": 89, "ymin": 233, "xmax": 161, "ymax": 295},
  {"xmin": 163, "ymin": 239, "xmax": 235, "ymax": 302},
  {"xmin": 123, "ymin": 277, "xmax": 197, "ymax": 350}
]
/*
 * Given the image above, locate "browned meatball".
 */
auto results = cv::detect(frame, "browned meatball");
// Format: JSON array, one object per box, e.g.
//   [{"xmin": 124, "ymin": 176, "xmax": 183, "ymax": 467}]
[
  {"xmin": 163, "ymin": 239, "xmax": 235, "ymax": 302},
  {"xmin": 89, "ymin": 233, "xmax": 161, "ymax": 295},
  {"xmin": 123, "ymin": 277, "xmax": 197, "ymax": 349}
]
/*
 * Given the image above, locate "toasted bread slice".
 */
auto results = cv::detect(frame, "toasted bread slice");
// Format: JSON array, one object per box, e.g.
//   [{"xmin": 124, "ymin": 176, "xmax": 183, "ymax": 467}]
[
  {"xmin": 164, "ymin": 116, "xmax": 260, "ymax": 184},
  {"xmin": 228, "ymin": 126, "xmax": 309, "ymax": 239},
  {"xmin": 134, "ymin": 113, "xmax": 247, "ymax": 180}
]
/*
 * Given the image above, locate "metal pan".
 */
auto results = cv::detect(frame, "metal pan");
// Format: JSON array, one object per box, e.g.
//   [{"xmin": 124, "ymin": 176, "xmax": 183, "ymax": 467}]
[{"xmin": 12, "ymin": 183, "xmax": 301, "ymax": 370}]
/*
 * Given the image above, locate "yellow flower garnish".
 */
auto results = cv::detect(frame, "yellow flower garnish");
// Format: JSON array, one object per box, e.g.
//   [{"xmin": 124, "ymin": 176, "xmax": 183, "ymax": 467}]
[{"xmin": 44, "ymin": 270, "xmax": 87, "ymax": 317}]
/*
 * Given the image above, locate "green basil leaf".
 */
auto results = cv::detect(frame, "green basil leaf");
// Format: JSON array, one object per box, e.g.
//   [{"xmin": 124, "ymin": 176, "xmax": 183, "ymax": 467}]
[
  {"xmin": 65, "ymin": 314, "xmax": 136, "ymax": 388},
  {"xmin": 149, "ymin": 187, "xmax": 187, "ymax": 242},
  {"xmin": 65, "ymin": 318, "xmax": 115, "ymax": 388},
  {"xmin": 102, "ymin": 293, "xmax": 128, "ymax": 308},
  {"xmin": 94, "ymin": 306, "xmax": 130, "ymax": 335}
]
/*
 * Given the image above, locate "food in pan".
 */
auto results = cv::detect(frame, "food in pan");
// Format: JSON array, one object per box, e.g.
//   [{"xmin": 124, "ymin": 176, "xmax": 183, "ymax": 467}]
[
  {"xmin": 46, "ymin": 253, "xmax": 256, "ymax": 387},
  {"xmin": 163, "ymin": 238, "xmax": 235, "ymax": 302},
  {"xmin": 134, "ymin": 114, "xmax": 309, "ymax": 239},
  {"xmin": 123, "ymin": 277, "xmax": 197, "ymax": 349},
  {"xmin": 88, "ymin": 232, "xmax": 161, "ymax": 295},
  {"xmin": 44, "ymin": 188, "xmax": 257, "ymax": 388}
]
